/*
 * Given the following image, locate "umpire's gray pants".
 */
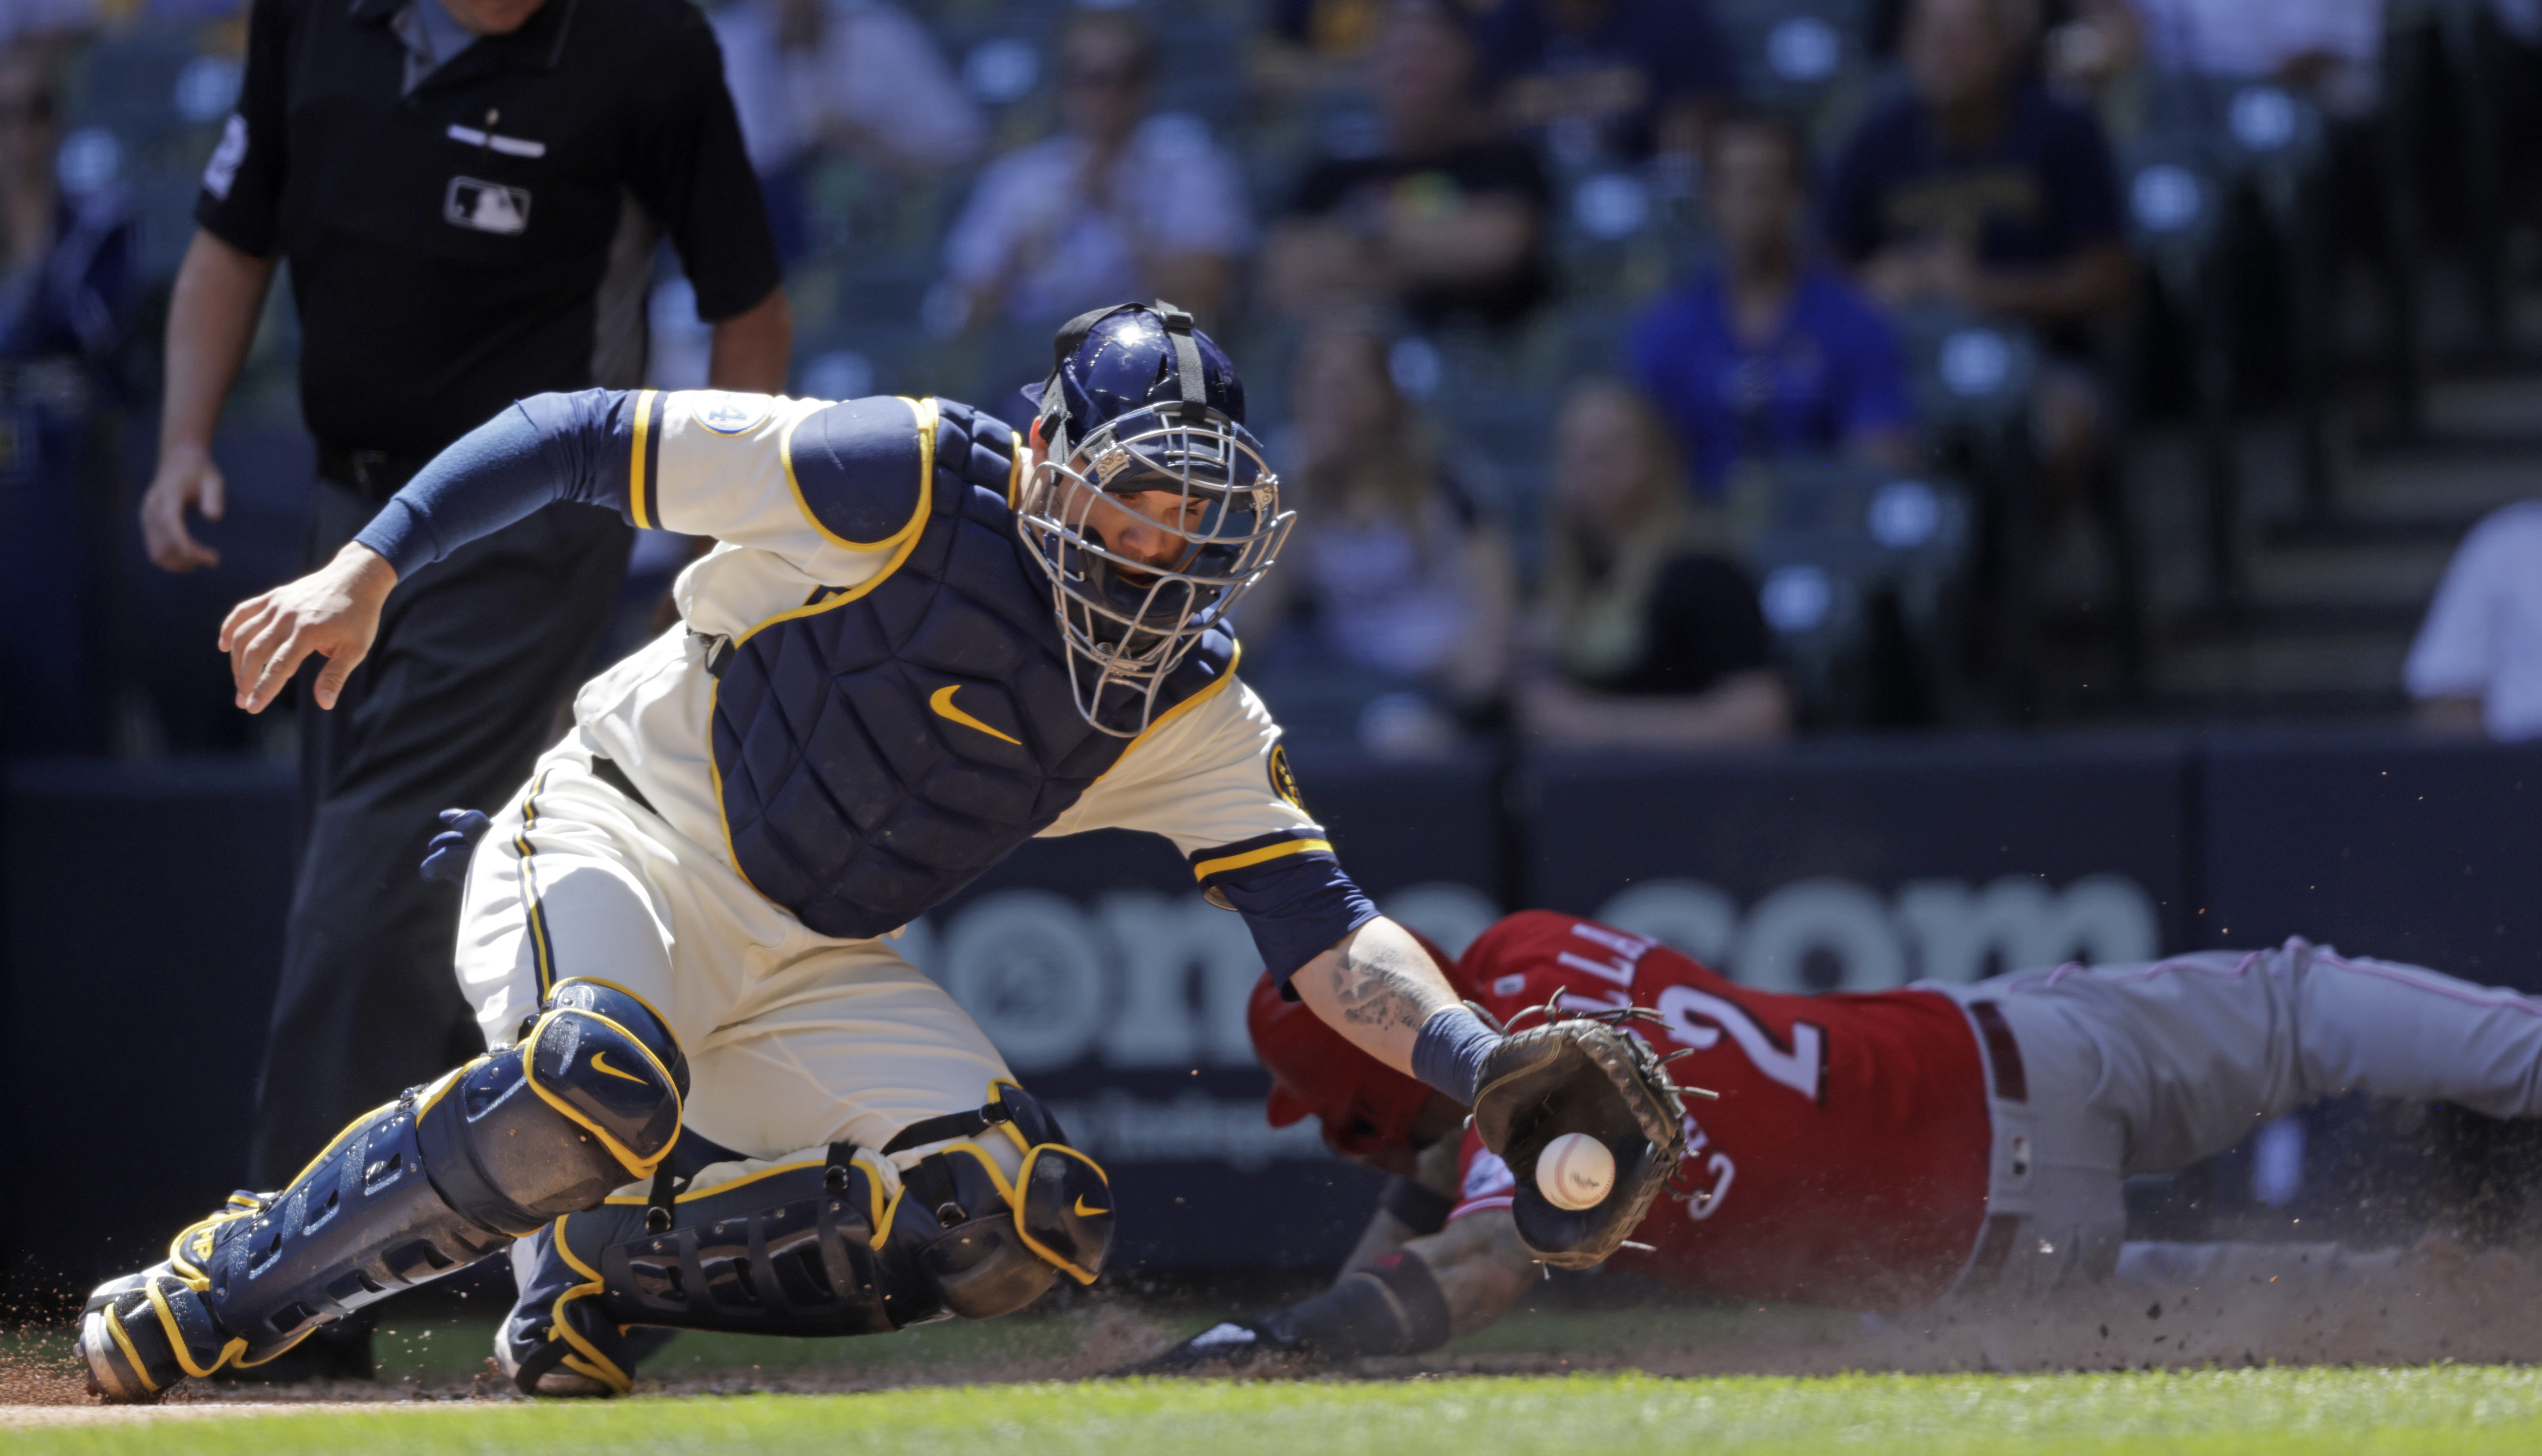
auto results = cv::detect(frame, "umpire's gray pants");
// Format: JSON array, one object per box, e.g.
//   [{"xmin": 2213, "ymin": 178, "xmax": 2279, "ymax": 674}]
[{"xmin": 1928, "ymin": 938, "xmax": 2542, "ymax": 1299}]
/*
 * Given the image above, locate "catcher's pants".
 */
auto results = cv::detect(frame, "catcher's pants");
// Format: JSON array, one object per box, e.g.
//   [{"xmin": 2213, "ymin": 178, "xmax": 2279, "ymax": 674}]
[
  {"xmin": 453, "ymin": 733, "xmax": 1022, "ymax": 1198},
  {"xmin": 1934, "ymin": 940, "xmax": 2542, "ymax": 1299}
]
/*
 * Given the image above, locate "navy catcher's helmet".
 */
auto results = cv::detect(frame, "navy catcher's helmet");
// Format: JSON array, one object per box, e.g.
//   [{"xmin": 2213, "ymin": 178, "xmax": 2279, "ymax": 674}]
[{"xmin": 1019, "ymin": 301, "xmax": 1291, "ymax": 735}]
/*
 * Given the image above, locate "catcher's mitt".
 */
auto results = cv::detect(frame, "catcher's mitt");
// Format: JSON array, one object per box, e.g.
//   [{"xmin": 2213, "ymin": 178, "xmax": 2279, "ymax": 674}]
[{"xmin": 1468, "ymin": 1002, "xmax": 1700, "ymax": 1269}]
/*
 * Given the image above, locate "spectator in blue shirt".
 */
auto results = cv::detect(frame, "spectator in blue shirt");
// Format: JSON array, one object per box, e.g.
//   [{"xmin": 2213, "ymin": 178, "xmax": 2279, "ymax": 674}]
[
  {"xmin": 1473, "ymin": 0, "xmax": 1738, "ymax": 167},
  {"xmin": 1630, "ymin": 114, "xmax": 1914, "ymax": 502}
]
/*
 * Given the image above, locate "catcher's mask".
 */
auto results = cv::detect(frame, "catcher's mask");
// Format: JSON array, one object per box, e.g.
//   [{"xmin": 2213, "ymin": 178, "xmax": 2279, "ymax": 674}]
[
  {"xmin": 1245, "ymin": 931, "xmax": 1464, "ymax": 1178},
  {"xmin": 1018, "ymin": 301, "xmax": 1292, "ymax": 735}
]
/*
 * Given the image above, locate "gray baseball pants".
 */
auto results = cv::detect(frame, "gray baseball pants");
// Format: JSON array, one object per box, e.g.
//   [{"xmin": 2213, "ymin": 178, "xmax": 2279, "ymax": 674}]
[{"xmin": 1930, "ymin": 938, "xmax": 2542, "ymax": 1297}]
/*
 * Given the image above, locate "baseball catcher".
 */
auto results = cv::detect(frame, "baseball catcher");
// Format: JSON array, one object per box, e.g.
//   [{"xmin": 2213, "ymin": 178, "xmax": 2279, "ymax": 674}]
[
  {"xmin": 1130, "ymin": 910, "xmax": 2542, "ymax": 1372},
  {"xmin": 79, "ymin": 304, "xmax": 1673, "ymax": 1400}
]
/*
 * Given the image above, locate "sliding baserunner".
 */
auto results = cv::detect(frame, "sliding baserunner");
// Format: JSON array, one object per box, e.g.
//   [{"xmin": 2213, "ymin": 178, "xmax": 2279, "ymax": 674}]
[{"xmin": 1131, "ymin": 910, "xmax": 2542, "ymax": 1370}]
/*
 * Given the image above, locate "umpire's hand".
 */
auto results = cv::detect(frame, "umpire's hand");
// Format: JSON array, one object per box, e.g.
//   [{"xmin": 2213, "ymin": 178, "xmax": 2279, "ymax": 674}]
[
  {"xmin": 219, "ymin": 542, "xmax": 400, "ymax": 713},
  {"xmin": 140, "ymin": 442, "xmax": 228, "ymax": 572}
]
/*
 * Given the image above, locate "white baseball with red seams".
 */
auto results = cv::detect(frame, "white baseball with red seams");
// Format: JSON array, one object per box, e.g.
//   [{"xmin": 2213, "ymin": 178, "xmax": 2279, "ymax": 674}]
[{"xmin": 1538, "ymin": 1132, "xmax": 1615, "ymax": 1210}]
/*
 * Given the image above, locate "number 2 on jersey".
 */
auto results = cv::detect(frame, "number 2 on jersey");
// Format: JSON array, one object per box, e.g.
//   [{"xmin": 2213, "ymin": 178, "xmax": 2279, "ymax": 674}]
[{"xmin": 1655, "ymin": 985, "xmax": 1826, "ymax": 1104}]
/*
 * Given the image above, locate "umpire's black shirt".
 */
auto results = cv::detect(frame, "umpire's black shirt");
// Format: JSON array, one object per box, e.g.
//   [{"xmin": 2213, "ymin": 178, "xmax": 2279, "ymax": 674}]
[{"xmin": 200, "ymin": 0, "xmax": 779, "ymax": 458}]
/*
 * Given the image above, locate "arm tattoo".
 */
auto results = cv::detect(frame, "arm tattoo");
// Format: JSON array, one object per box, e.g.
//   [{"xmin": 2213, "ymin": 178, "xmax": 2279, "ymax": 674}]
[{"xmin": 1326, "ymin": 937, "xmax": 1438, "ymax": 1031}]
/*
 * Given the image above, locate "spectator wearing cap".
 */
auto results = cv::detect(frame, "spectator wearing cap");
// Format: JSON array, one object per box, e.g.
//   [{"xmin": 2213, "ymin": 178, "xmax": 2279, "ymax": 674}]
[
  {"xmin": 1518, "ymin": 379, "xmax": 1791, "ymax": 749},
  {"xmin": 1264, "ymin": 0, "xmax": 1553, "ymax": 331},
  {"xmin": 1630, "ymin": 113, "xmax": 1914, "ymax": 504},
  {"xmin": 942, "ymin": 10, "xmax": 1249, "ymax": 332},
  {"xmin": 1822, "ymin": 0, "xmax": 2128, "ymax": 504},
  {"xmin": 0, "ymin": 42, "xmax": 136, "ymax": 754},
  {"xmin": 712, "ymin": 0, "xmax": 984, "ymax": 262},
  {"xmin": 1474, "ymin": 0, "xmax": 1739, "ymax": 168},
  {"xmin": 1242, "ymin": 320, "xmax": 1516, "ymax": 721}
]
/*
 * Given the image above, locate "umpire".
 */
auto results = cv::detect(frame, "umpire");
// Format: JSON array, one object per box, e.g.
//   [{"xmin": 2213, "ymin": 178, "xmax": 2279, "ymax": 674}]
[{"xmin": 132, "ymin": 0, "xmax": 790, "ymax": 1359}]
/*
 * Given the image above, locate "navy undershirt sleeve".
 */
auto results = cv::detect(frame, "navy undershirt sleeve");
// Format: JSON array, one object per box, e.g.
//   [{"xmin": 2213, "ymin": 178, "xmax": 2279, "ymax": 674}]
[
  {"xmin": 352, "ymin": 389, "xmax": 636, "ymax": 578},
  {"xmin": 1206, "ymin": 850, "xmax": 1381, "ymax": 987}
]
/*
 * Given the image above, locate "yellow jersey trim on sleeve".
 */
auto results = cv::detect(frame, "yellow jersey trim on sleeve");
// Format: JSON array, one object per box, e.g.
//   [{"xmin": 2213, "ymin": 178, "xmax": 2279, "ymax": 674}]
[
  {"xmin": 1191, "ymin": 837, "xmax": 1333, "ymax": 882},
  {"xmin": 628, "ymin": 389, "xmax": 658, "ymax": 530}
]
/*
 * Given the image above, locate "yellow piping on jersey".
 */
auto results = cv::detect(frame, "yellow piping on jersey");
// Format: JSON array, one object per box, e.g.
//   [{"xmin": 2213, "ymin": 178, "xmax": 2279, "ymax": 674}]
[
  {"xmin": 514, "ymin": 769, "xmax": 558, "ymax": 998},
  {"xmin": 709, "ymin": 397, "xmax": 940, "ymax": 897},
  {"xmin": 780, "ymin": 396, "xmax": 938, "ymax": 552},
  {"xmin": 1191, "ymin": 837, "xmax": 1332, "ymax": 882},
  {"xmin": 1087, "ymin": 638, "xmax": 1242, "ymax": 788},
  {"xmin": 628, "ymin": 389, "xmax": 657, "ymax": 529}
]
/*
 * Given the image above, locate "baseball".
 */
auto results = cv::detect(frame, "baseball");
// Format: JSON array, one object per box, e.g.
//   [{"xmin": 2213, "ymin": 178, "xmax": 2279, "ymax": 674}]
[{"xmin": 1537, "ymin": 1132, "xmax": 1615, "ymax": 1210}]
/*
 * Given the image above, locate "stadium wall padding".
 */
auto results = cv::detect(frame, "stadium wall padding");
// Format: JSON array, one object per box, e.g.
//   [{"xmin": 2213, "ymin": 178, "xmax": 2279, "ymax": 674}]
[{"xmin": 7, "ymin": 732, "xmax": 2540, "ymax": 1297}]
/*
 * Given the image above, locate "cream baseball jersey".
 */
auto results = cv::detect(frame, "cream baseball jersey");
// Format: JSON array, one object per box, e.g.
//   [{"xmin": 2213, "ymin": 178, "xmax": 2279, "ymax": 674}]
[{"xmin": 362, "ymin": 386, "xmax": 1373, "ymax": 974}]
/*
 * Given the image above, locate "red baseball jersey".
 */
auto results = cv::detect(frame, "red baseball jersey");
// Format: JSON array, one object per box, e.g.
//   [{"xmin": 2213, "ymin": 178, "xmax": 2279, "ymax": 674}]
[{"xmin": 1449, "ymin": 911, "xmax": 1993, "ymax": 1310}]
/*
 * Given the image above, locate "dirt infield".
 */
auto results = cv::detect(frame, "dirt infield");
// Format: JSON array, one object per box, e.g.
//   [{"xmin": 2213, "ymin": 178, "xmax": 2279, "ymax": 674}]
[{"xmin": 9, "ymin": 1239, "xmax": 2539, "ymax": 1423}]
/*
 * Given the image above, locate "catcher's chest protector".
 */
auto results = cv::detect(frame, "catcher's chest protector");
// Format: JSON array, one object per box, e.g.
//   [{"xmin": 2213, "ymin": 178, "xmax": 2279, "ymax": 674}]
[{"xmin": 710, "ymin": 397, "xmax": 1235, "ymax": 940}]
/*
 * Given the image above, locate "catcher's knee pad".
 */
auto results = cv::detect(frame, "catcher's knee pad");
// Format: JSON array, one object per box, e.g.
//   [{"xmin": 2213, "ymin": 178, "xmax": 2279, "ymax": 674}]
[
  {"xmin": 499, "ymin": 1082, "xmax": 1111, "ymax": 1396},
  {"xmin": 80, "ymin": 978, "xmax": 683, "ymax": 1400}
]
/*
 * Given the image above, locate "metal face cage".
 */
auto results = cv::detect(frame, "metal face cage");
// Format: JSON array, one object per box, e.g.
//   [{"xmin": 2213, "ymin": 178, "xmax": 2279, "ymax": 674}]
[{"xmin": 1017, "ymin": 401, "xmax": 1292, "ymax": 735}]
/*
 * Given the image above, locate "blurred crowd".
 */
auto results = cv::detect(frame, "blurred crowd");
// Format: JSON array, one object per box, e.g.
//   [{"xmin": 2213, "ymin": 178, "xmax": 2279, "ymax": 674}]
[{"xmin": 6, "ymin": 0, "xmax": 2542, "ymax": 759}]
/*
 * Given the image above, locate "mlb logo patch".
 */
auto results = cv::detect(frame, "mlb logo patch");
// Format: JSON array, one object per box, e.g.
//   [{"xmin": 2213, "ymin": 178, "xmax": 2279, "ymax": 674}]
[{"xmin": 445, "ymin": 177, "xmax": 531, "ymax": 235}]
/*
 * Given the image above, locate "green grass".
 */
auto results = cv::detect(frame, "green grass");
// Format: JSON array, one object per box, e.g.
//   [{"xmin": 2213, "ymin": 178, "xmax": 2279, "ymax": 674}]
[
  {"xmin": 20, "ymin": 1368, "xmax": 2542, "ymax": 1455},
  {"xmin": 89, "ymin": 1299, "xmax": 1847, "ymax": 1384}
]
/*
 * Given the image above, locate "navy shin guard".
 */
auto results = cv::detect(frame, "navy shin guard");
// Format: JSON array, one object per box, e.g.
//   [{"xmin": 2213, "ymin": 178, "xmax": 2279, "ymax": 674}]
[{"xmin": 81, "ymin": 980, "xmax": 684, "ymax": 1400}]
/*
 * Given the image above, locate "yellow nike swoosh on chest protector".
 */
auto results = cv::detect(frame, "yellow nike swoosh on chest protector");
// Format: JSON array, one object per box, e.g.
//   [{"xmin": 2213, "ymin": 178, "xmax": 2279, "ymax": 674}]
[
  {"xmin": 1074, "ymin": 1196, "xmax": 1109, "ymax": 1217},
  {"xmin": 929, "ymin": 684, "xmax": 1022, "ymax": 746}
]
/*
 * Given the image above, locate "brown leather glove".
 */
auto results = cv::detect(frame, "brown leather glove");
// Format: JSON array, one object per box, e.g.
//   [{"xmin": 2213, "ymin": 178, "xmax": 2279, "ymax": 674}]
[{"xmin": 1469, "ymin": 1008, "xmax": 1693, "ymax": 1269}]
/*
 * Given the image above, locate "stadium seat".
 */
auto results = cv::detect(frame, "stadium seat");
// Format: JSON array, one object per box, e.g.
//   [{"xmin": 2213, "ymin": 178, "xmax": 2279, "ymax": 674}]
[
  {"xmin": 1712, "ymin": 0, "xmax": 1877, "ymax": 142},
  {"xmin": 1747, "ymin": 458, "xmax": 1975, "ymax": 724}
]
